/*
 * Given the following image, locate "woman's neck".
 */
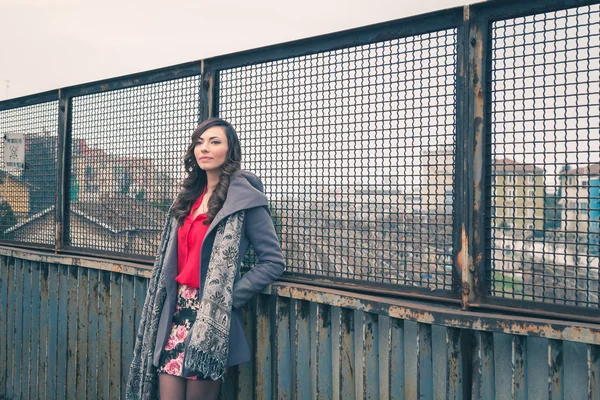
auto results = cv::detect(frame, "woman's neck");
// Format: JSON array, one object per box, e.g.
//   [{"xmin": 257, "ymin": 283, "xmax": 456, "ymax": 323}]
[{"xmin": 205, "ymin": 170, "xmax": 221, "ymax": 192}]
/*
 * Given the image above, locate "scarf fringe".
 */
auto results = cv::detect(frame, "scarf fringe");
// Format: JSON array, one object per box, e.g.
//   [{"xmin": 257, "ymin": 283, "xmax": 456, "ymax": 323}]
[{"xmin": 183, "ymin": 347, "xmax": 227, "ymax": 381}]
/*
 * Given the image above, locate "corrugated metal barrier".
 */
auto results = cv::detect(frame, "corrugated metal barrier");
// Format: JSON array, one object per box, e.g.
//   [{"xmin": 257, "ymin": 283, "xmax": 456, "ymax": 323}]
[{"xmin": 1, "ymin": 251, "xmax": 599, "ymax": 399}]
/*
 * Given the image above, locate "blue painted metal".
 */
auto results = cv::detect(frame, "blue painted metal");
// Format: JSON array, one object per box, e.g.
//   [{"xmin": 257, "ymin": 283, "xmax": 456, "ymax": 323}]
[
  {"xmin": 29, "ymin": 262, "xmax": 41, "ymax": 400},
  {"xmin": 255, "ymin": 294, "xmax": 272, "ymax": 400},
  {"xmin": 512, "ymin": 335, "xmax": 528, "ymax": 400},
  {"xmin": 274, "ymin": 296, "xmax": 292, "ymax": 399},
  {"xmin": 0, "ymin": 257, "xmax": 8, "ymax": 399},
  {"xmin": 109, "ymin": 272, "xmax": 123, "ymax": 398},
  {"xmin": 97, "ymin": 270, "xmax": 111, "ymax": 399},
  {"xmin": 446, "ymin": 328, "xmax": 463, "ymax": 399},
  {"xmin": 590, "ymin": 345, "xmax": 600, "ymax": 399},
  {"xmin": 316, "ymin": 303, "xmax": 333, "ymax": 399},
  {"xmin": 47, "ymin": 263, "xmax": 58, "ymax": 399},
  {"xmin": 66, "ymin": 265, "xmax": 79, "ymax": 399},
  {"xmin": 0, "ymin": 255, "xmax": 599, "ymax": 399},
  {"xmin": 56, "ymin": 264, "xmax": 69, "ymax": 398},
  {"xmin": 476, "ymin": 331, "xmax": 495, "ymax": 400},
  {"xmin": 120, "ymin": 273, "xmax": 134, "ymax": 400},
  {"xmin": 294, "ymin": 299, "xmax": 312, "ymax": 400},
  {"xmin": 21, "ymin": 259, "xmax": 32, "ymax": 399},
  {"xmin": 389, "ymin": 319, "xmax": 405, "ymax": 400},
  {"xmin": 12, "ymin": 258, "xmax": 23, "ymax": 399},
  {"xmin": 549, "ymin": 340, "xmax": 564, "ymax": 400},
  {"xmin": 339, "ymin": 307, "xmax": 356, "ymax": 399},
  {"xmin": 417, "ymin": 323, "xmax": 434, "ymax": 400},
  {"xmin": 87, "ymin": 268, "xmax": 100, "ymax": 400},
  {"xmin": 76, "ymin": 267, "xmax": 90, "ymax": 399},
  {"xmin": 38, "ymin": 262, "xmax": 50, "ymax": 398},
  {"xmin": 363, "ymin": 312, "xmax": 379, "ymax": 399},
  {"xmin": 238, "ymin": 298, "xmax": 255, "ymax": 400}
]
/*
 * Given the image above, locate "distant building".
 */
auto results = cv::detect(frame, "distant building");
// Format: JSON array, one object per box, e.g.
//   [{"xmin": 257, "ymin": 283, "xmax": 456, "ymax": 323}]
[
  {"xmin": 492, "ymin": 158, "xmax": 545, "ymax": 237},
  {"xmin": 0, "ymin": 170, "xmax": 32, "ymax": 220},
  {"xmin": 419, "ymin": 145, "xmax": 455, "ymax": 215},
  {"xmin": 23, "ymin": 135, "xmax": 57, "ymax": 216},
  {"xmin": 558, "ymin": 163, "xmax": 600, "ymax": 254},
  {"xmin": 71, "ymin": 139, "xmax": 178, "ymax": 206},
  {"xmin": 4, "ymin": 194, "xmax": 167, "ymax": 253}
]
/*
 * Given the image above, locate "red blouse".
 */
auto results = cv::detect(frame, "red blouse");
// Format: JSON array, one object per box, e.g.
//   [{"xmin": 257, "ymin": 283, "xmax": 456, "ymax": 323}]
[{"xmin": 176, "ymin": 189, "xmax": 210, "ymax": 288}]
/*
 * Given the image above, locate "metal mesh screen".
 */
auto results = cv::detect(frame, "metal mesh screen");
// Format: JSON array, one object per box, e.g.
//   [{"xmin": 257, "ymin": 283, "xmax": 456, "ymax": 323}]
[
  {"xmin": 0, "ymin": 101, "xmax": 58, "ymax": 246},
  {"xmin": 488, "ymin": 4, "xmax": 600, "ymax": 307},
  {"xmin": 220, "ymin": 29, "xmax": 458, "ymax": 290},
  {"xmin": 69, "ymin": 76, "xmax": 200, "ymax": 256}
]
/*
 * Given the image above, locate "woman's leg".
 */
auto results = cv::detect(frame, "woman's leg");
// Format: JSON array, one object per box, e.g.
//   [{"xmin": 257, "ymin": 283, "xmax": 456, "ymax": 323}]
[
  {"xmin": 185, "ymin": 379, "xmax": 221, "ymax": 400},
  {"xmin": 159, "ymin": 373, "xmax": 186, "ymax": 400}
]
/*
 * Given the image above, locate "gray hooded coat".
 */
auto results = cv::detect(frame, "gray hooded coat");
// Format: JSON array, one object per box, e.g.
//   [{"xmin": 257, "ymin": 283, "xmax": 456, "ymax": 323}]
[{"xmin": 152, "ymin": 170, "xmax": 285, "ymax": 369}]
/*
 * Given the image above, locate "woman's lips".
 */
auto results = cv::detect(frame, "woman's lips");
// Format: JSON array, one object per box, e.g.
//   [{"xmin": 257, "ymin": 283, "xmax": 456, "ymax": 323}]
[{"xmin": 199, "ymin": 157, "xmax": 212, "ymax": 161}]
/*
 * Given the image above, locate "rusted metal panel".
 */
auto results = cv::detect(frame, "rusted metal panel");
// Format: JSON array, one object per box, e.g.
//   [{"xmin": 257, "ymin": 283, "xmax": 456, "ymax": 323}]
[
  {"xmin": 38, "ymin": 262, "xmax": 50, "ymax": 398},
  {"xmin": 590, "ymin": 345, "xmax": 600, "ymax": 400},
  {"xmin": 21, "ymin": 259, "xmax": 32, "ymax": 398},
  {"xmin": 97, "ymin": 270, "xmax": 111, "ymax": 399},
  {"xmin": 56, "ymin": 264, "xmax": 69, "ymax": 397},
  {"xmin": 563, "ymin": 341, "xmax": 587, "ymax": 400},
  {"xmin": 404, "ymin": 321, "xmax": 418, "ymax": 399},
  {"xmin": 87, "ymin": 268, "xmax": 100, "ymax": 399},
  {"xmin": 270, "ymin": 283, "xmax": 600, "ymax": 345},
  {"xmin": 549, "ymin": 340, "xmax": 564, "ymax": 400},
  {"xmin": 474, "ymin": 331, "xmax": 495, "ymax": 400},
  {"xmin": 339, "ymin": 307, "xmax": 356, "ymax": 399},
  {"xmin": 77, "ymin": 267, "xmax": 90, "ymax": 400},
  {"xmin": 1, "ymin": 255, "xmax": 600, "ymax": 399},
  {"xmin": 293, "ymin": 299, "xmax": 312, "ymax": 400},
  {"xmin": 512, "ymin": 335, "xmax": 527, "ymax": 400},
  {"xmin": 28, "ymin": 261, "xmax": 41, "ymax": 400},
  {"xmin": 389, "ymin": 318, "xmax": 405, "ymax": 400},
  {"xmin": 377, "ymin": 315, "xmax": 390, "ymax": 400},
  {"xmin": 120, "ymin": 273, "xmax": 135, "ymax": 400},
  {"xmin": 353, "ymin": 309, "xmax": 365, "ymax": 399},
  {"xmin": 255, "ymin": 293, "xmax": 272, "ymax": 400},
  {"xmin": 238, "ymin": 298, "xmax": 255, "ymax": 400},
  {"xmin": 446, "ymin": 328, "xmax": 463, "ymax": 399},
  {"xmin": 274, "ymin": 296, "xmax": 292, "ymax": 399},
  {"xmin": 316, "ymin": 303, "xmax": 333, "ymax": 399},
  {"xmin": 417, "ymin": 323, "xmax": 434, "ymax": 399},
  {"xmin": 66, "ymin": 265, "xmax": 79, "ymax": 399},
  {"xmin": 432, "ymin": 326, "xmax": 449, "ymax": 398},
  {"xmin": 109, "ymin": 271, "xmax": 123, "ymax": 399},
  {"xmin": 10, "ymin": 258, "xmax": 23, "ymax": 399},
  {"xmin": 47, "ymin": 263, "xmax": 59, "ymax": 399},
  {"xmin": 526, "ymin": 337, "xmax": 548, "ymax": 400},
  {"xmin": 0, "ymin": 257, "xmax": 8, "ymax": 399},
  {"xmin": 363, "ymin": 312, "xmax": 379, "ymax": 399}
]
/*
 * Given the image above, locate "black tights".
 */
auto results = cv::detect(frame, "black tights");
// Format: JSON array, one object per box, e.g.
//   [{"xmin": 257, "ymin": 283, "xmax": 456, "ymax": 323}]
[{"xmin": 159, "ymin": 373, "xmax": 221, "ymax": 400}]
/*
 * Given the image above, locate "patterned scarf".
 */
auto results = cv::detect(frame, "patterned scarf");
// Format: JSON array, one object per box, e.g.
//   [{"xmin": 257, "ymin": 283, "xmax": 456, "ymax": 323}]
[{"xmin": 125, "ymin": 210, "xmax": 245, "ymax": 399}]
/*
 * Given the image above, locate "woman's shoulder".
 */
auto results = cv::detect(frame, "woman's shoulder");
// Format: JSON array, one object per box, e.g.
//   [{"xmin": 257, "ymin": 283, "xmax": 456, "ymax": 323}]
[{"xmin": 231, "ymin": 170, "xmax": 264, "ymax": 193}]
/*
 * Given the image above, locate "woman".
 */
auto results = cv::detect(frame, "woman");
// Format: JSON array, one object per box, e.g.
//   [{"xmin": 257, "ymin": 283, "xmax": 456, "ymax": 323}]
[{"xmin": 126, "ymin": 118, "xmax": 285, "ymax": 400}]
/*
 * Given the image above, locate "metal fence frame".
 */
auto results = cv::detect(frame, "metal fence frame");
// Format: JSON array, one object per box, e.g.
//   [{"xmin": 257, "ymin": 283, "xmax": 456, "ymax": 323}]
[{"xmin": 0, "ymin": 0, "xmax": 598, "ymax": 322}]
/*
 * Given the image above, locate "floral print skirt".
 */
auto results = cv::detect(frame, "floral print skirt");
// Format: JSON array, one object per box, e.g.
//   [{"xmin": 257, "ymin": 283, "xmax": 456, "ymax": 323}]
[{"xmin": 157, "ymin": 284, "xmax": 216, "ymax": 381}]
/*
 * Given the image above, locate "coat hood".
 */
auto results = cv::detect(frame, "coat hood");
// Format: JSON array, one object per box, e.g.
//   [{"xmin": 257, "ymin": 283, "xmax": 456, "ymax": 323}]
[{"xmin": 207, "ymin": 170, "xmax": 268, "ymax": 233}]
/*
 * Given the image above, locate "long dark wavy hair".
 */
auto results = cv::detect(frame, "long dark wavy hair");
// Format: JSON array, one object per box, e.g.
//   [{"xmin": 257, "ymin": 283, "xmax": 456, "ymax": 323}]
[{"xmin": 171, "ymin": 118, "xmax": 242, "ymax": 226}]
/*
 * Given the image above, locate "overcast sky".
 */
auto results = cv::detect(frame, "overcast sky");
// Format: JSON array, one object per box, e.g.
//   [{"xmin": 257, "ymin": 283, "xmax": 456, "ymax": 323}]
[{"xmin": 0, "ymin": 0, "xmax": 472, "ymax": 100}]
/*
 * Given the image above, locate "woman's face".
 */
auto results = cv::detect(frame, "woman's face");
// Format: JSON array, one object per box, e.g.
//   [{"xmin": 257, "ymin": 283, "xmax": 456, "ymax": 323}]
[{"xmin": 194, "ymin": 126, "xmax": 229, "ymax": 173}]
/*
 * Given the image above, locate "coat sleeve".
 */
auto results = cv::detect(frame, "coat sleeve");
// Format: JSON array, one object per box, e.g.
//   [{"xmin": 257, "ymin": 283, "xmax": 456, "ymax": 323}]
[{"xmin": 231, "ymin": 205, "xmax": 285, "ymax": 309}]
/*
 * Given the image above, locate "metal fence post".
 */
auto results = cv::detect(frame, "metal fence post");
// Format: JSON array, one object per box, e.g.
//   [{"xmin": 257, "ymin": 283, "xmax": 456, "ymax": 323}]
[
  {"xmin": 55, "ymin": 89, "xmax": 71, "ymax": 252},
  {"xmin": 466, "ymin": 5, "xmax": 490, "ymax": 308}
]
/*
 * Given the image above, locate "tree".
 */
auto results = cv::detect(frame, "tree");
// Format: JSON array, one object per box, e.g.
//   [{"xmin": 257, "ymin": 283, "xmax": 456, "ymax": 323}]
[{"xmin": 0, "ymin": 198, "xmax": 17, "ymax": 240}]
